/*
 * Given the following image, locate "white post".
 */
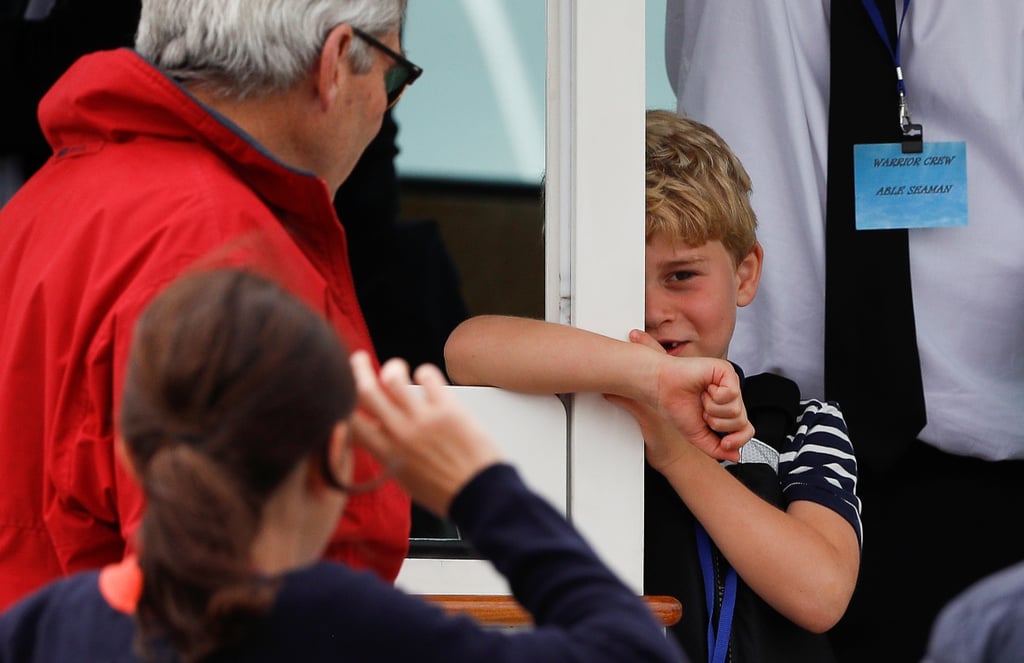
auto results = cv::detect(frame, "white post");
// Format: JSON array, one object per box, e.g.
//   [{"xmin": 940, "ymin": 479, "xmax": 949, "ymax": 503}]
[{"xmin": 546, "ymin": 0, "xmax": 647, "ymax": 592}]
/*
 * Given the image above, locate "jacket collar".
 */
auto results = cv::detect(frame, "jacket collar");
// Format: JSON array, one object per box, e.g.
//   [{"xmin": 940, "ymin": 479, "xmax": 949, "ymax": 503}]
[{"xmin": 38, "ymin": 48, "xmax": 336, "ymax": 223}]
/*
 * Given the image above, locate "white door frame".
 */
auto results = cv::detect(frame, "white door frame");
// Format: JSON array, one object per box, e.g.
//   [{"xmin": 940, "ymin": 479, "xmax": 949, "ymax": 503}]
[{"xmin": 398, "ymin": 0, "xmax": 646, "ymax": 595}]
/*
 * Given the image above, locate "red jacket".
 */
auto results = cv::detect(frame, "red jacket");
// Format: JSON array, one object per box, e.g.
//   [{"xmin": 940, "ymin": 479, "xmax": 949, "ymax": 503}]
[{"xmin": 0, "ymin": 49, "xmax": 411, "ymax": 611}]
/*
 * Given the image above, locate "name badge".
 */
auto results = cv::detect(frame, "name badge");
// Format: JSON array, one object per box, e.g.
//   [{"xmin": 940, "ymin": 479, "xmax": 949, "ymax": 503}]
[{"xmin": 853, "ymin": 141, "xmax": 968, "ymax": 230}]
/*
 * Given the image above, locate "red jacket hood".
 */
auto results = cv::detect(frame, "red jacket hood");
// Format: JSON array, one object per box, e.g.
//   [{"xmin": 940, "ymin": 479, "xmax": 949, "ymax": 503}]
[{"xmin": 37, "ymin": 48, "xmax": 331, "ymax": 220}]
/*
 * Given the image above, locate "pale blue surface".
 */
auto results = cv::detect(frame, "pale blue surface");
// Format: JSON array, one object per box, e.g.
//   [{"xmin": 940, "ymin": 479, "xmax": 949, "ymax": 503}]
[{"xmin": 393, "ymin": 0, "xmax": 677, "ymax": 185}]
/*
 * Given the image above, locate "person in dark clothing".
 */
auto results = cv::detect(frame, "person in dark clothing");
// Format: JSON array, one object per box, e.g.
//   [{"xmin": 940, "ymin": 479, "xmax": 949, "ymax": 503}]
[
  {"xmin": 0, "ymin": 268, "xmax": 696, "ymax": 663},
  {"xmin": 1, "ymin": 0, "xmax": 141, "ymax": 199},
  {"xmin": 335, "ymin": 109, "xmax": 470, "ymax": 381}
]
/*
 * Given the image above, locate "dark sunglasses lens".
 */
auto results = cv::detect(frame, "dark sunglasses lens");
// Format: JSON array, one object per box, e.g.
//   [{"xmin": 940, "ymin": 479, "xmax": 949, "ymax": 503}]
[{"xmin": 384, "ymin": 66, "xmax": 410, "ymax": 104}]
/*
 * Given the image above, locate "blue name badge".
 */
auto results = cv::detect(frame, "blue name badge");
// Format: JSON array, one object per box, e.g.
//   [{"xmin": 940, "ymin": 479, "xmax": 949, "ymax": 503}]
[{"xmin": 853, "ymin": 141, "xmax": 968, "ymax": 229}]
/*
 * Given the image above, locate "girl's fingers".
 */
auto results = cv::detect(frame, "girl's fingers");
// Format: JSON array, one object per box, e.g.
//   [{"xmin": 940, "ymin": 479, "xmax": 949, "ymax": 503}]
[
  {"xmin": 350, "ymin": 349, "xmax": 376, "ymax": 383},
  {"xmin": 378, "ymin": 358, "xmax": 415, "ymax": 409},
  {"xmin": 351, "ymin": 352, "xmax": 411, "ymax": 432},
  {"xmin": 412, "ymin": 362, "xmax": 453, "ymax": 406},
  {"xmin": 351, "ymin": 351, "xmax": 385, "ymax": 411},
  {"xmin": 380, "ymin": 359, "xmax": 458, "ymax": 417},
  {"xmin": 349, "ymin": 410, "xmax": 390, "ymax": 459}
]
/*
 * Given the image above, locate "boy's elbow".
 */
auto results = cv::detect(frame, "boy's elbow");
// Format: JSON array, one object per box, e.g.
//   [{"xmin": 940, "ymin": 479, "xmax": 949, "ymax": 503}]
[
  {"xmin": 801, "ymin": 609, "xmax": 843, "ymax": 634},
  {"xmin": 443, "ymin": 320, "xmax": 483, "ymax": 385},
  {"xmin": 790, "ymin": 585, "xmax": 854, "ymax": 633},
  {"xmin": 442, "ymin": 336, "xmax": 467, "ymax": 384}
]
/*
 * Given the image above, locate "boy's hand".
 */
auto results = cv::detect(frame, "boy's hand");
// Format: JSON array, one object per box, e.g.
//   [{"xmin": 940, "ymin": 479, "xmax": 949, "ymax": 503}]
[
  {"xmin": 348, "ymin": 351, "xmax": 503, "ymax": 516},
  {"xmin": 626, "ymin": 329, "xmax": 752, "ymax": 461},
  {"xmin": 605, "ymin": 394, "xmax": 696, "ymax": 471},
  {"xmin": 702, "ymin": 379, "xmax": 754, "ymax": 455}
]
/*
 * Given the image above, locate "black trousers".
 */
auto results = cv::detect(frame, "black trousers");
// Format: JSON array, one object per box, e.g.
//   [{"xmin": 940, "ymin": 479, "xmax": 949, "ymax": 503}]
[{"xmin": 829, "ymin": 440, "xmax": 1024, "ymax": 662}]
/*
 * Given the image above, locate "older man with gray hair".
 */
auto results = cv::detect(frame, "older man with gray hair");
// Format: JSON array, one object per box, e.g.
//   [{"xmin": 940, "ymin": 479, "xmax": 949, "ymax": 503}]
[{"xmin": 0, "ymin": 0, "xmax": 420, "ymax": 610}]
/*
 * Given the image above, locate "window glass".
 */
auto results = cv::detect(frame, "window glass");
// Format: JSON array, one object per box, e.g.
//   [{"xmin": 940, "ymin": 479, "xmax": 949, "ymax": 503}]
[
  {"xmin": 394, "ymin": 0, "xmax": 546, "ymax": 185},
  {"xmin": 394, "ymin": 0, "xmax": 675, "ymax": 184},
  {"xmin": 646, "ymin": 0, "xmax": 678, "ymax": 111},
  {"xmin": 393, "ymin": 0, "xmax": 674, "ymax": 558}
]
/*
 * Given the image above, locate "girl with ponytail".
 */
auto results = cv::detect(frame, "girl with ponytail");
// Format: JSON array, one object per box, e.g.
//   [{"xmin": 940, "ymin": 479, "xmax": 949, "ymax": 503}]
[{"xmin": 0, "ymin": 268, "xmax": 742, "ymax": 663}]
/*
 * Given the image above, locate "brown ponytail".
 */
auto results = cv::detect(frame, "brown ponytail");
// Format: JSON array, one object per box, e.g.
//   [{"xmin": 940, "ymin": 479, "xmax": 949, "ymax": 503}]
[{"xmin": 119, "ymin": 269, "xmax": 355, "ymax": 661}]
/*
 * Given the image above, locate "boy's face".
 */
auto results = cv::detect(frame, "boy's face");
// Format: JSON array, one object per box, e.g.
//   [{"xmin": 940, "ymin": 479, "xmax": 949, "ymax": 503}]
[{"xmin": 645, "ymin": 232, "xmax": 762, "ymax": 360}]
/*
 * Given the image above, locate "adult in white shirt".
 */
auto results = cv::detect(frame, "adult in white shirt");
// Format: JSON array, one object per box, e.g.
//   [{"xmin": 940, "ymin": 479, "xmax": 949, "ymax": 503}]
[{"xmin": 665, "ymin": 2, "xmax": 1024, "ymax": 661}]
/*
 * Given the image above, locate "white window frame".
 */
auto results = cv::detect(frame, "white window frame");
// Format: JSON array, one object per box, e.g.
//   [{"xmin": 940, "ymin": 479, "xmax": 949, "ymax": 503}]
[{"xmin": 396, "ymin": 0, "xmax": 646, "ymax": 596}]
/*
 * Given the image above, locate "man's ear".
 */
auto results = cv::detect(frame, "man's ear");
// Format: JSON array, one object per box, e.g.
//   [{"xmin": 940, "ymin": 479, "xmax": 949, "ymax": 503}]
[
  {"xmin": 316, "ymin": 23, "xmax": 355, "ymax": 111},
  {"xmin": 736, "ymin": 242, "xmax": 764, "ymax": 307}
]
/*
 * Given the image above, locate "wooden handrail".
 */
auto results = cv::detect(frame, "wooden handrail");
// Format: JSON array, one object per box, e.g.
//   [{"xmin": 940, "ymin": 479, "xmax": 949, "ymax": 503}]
[{"xmin": 421, "ymin": 594, "xmax": 682, "ymax": 628}]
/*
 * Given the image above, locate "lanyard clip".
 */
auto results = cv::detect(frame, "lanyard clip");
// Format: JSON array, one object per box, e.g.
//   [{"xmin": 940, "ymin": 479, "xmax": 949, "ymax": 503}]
[
  {"xmin": 898, "ymin": 91, "xmax": 923, "ymax": 153},
  {"xmin": 898, "ymin": 92, "xmax": 912, "ymax": 132}
]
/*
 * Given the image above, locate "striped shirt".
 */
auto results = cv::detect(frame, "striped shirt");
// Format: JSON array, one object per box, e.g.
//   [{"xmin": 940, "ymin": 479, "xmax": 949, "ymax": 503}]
[{"xmin": 778, "ymin": 399, "xmax": 863, "ymax": 545}]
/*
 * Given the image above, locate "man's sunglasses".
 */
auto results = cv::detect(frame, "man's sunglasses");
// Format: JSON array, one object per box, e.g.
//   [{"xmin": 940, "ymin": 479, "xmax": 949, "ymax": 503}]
[{"xmin": 352, "ymin": 27, "xmax": 423, "ymax": 108}]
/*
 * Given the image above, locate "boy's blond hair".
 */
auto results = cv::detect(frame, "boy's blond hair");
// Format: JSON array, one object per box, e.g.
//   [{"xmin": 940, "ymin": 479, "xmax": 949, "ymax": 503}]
[{"xmin": 646, "ymin": 110, "xmax": 758, "ymax": 266}]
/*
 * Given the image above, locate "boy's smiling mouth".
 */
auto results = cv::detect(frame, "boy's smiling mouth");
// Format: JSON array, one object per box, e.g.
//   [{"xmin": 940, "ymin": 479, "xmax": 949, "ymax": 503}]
[{"xmin": 659, "ymin": 340, "xmax": 690, "ymax": 356}]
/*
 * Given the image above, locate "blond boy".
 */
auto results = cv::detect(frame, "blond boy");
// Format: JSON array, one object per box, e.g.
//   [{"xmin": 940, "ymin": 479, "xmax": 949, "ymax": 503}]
[{"xmin": 445, "ymin": 110, "xmax": 861, "ymax": 662}]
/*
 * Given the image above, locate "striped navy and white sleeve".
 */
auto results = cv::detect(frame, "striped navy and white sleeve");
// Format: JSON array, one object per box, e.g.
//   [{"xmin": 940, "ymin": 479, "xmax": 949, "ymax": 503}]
[{"xmin": 778, "ymin": 399, "xmax": 863, "ymax": 546}]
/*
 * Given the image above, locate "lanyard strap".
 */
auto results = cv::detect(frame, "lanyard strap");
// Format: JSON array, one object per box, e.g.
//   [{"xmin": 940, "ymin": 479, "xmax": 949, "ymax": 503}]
[
  {"xmin": 859, "ymin": 0, "xmax": 916, "ymax": 133},
  {"xmin": 696, "ymin": 523, "xmax": 738, "ymax": 663}
]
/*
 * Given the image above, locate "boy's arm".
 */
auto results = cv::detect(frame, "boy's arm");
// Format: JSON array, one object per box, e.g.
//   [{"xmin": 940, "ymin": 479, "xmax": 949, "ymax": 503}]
[
  {"xmin": 445, "ymin": 315, "xmax": 747, "ymax": 460},
  {"xmin": 608, "ymin": 396, "xmax": 861, "ymax": 633},
  {"xmin": 445, "ymin": 315, "xmax": 661, "ymax": 397}
]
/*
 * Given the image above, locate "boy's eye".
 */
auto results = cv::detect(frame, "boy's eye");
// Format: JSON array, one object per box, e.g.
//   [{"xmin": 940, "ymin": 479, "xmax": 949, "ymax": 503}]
[{"xmin": 667, "ymin": 271, "xmax": 696, "ymax": 282}]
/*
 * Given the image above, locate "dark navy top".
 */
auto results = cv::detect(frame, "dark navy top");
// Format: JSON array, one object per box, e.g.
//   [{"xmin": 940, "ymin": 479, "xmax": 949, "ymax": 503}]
[{"xmin": 0, "ymin": 464, "xmax": 688, "ymax": 663}]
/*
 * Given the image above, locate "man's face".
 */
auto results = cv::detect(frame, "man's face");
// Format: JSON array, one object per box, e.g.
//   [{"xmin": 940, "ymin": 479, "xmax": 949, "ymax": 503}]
[
  {"xmin": 332, "ymin": 31, "xmax": 404, "ymax": 183},
  {"xmin": 644, "ymin": 232, "xmax": 748, "ymax": 361}
]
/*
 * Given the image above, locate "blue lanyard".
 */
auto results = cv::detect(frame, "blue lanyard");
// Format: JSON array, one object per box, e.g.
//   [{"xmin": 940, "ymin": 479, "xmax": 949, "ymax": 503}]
[
  {"xmin": 859, "ymin": 0, "xmax": 915, "ymax": 133},
  {"xmin": 696, "ymin": 523, "xmax": 737, "ymax": 663}
]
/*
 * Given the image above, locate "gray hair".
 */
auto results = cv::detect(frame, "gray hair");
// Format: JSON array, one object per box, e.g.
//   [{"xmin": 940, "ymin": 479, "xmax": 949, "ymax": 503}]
[{"xmin": 136, "ymin": 0, "xmax": 407, "ymax": 99}]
